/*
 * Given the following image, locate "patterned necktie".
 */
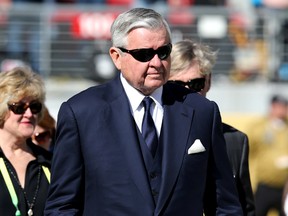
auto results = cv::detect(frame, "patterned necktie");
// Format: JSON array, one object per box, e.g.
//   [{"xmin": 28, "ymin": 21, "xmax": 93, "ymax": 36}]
[{"xmin": 142, "ymin": 97, "xmax": 158, "ymax": 157}]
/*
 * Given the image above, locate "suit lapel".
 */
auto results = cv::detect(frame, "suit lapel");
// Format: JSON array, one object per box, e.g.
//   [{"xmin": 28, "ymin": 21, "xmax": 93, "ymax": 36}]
[
  {"xmin": 108, "ymin": 77, "xmax": 155, "ymax": 209},
  {"xmin": 156, "ymin": 84, "xmax": 195, "ymax": 214}
]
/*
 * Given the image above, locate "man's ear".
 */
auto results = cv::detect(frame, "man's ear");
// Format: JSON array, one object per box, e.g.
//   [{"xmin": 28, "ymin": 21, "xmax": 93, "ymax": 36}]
[{"xmin": 109, "ymin": 47, "xmax": 121, "ymax": 70}]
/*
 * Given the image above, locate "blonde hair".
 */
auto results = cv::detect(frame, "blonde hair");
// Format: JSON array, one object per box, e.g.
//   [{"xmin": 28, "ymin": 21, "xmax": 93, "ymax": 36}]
[
  {"xmin": 170, "ymin": 39, "xmax": 217, "ymax": 77},
  {"xmin": 0, "ymin": 67, "xmax": 46, "ymax": 126}
]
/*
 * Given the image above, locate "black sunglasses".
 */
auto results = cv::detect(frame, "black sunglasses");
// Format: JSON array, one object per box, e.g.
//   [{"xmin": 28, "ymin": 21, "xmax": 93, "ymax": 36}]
[
  {"xmin": 118, "ymin": 43, "xmax": 172, "ymax": 62},
  {"xmin": 32, "ymin": 131, "xmax": 51, "ymax": 144},
  {"xmin": 168, "ymin": 77, "xmax": 206, "ymax": 92},
  {"xmin": 8, "ymin": 101, "xmax": 42, "ymax": 115}
]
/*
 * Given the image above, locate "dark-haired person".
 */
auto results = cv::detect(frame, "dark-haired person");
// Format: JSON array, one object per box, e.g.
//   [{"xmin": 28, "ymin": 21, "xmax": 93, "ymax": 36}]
[
  {"xmin": 0, "ymin": 67, "xmax": 51, "ymax": 216},
  {"xmin": 45, "ymin": 8, "xmax": 242, "ymax": 215},
  {"xmin": 168, "ymin": 39, "xmax": 255, "ymax": 216},
  {"xmin": 31, "ymin": 104, "xmax": 56, "ymax": 152}
]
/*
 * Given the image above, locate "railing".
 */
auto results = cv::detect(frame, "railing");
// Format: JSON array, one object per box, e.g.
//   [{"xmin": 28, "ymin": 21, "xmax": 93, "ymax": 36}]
[{"xmin": 0, "ymin": 3, "xmax": 287, "ymax": 83}]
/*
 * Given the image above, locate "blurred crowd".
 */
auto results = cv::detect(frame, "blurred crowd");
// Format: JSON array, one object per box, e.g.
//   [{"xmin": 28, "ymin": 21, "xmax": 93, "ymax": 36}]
[
  {"xmin": 0, "ymin": 0, "xmax": 286, "ymax": 5},
  {"xmin": 0, "ymin": 0, "xmax": 286, "ymax": 7},
  {"xmin": 0, "ymin": 0, "xmax": 287, "ymax": 81}
]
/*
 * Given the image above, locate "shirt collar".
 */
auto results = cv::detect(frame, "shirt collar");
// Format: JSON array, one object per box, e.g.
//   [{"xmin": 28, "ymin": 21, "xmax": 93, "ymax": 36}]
[{"xmin": 120, "ymin": 74, "xmax": 163, "ymax": 113}]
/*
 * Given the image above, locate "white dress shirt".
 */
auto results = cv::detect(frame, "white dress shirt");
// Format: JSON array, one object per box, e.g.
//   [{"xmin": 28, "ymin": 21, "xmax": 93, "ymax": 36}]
[{"xmin": 120, "ymin": 74, "xmax": 163, "ymax": 137}]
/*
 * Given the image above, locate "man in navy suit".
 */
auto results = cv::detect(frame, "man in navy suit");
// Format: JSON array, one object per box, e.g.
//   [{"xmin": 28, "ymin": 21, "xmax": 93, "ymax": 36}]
[{"xmin": 44, "ymin": 8, "xmax": 243, "ymax": 215}]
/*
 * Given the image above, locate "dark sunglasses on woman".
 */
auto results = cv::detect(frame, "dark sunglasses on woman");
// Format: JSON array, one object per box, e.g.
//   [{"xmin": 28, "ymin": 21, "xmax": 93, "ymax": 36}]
[
  {"xmin": 118, "ymin": 43, "xmax": 172, "ymax": 62},
  {"xmin": 32, "ymin": 131, "xmax": 51, "ymax": 144},
  {"xmin": 167, "ymin": 77, "xmax": 206, "ymax": 92},
  {"xmin": 7, "ymin": 101, "xmax": 42, "ymax": 115}
]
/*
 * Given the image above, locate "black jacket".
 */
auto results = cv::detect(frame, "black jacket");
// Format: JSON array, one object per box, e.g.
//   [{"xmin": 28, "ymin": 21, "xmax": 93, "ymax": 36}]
[{"xmin": 204, "ymin": 123, "xmax": 256, "ymax": 216}]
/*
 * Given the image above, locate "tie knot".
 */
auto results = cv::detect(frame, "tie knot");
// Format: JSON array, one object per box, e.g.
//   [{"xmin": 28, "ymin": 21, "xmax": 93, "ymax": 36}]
[{"xmin": 143, "ymin": 97, "xmax": 154, "ymax": 111}]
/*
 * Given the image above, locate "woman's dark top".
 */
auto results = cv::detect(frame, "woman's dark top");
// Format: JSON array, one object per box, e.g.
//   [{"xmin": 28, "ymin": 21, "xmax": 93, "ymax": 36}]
[{"xmin": 0, "ymin": 140, "xmax": 52, "ymax": 216}]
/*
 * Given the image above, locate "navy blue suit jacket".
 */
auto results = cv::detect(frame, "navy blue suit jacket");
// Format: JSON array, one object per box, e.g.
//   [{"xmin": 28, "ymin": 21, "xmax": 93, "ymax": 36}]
[{"xmin": 44, "ymin": 75, "xmax": 243, "ymax": 216}]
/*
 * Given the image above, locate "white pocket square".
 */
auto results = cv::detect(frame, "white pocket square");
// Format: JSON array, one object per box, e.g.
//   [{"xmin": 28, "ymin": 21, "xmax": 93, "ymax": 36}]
[{"xmin": 188, "ymin": 139, "xmax": 206, "ymax": 154}]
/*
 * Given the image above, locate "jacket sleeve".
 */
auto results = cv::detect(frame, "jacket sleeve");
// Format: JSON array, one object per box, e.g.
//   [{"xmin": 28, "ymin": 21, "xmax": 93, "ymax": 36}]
[
  {"xmin": 44, "ymin": 102, "xmax": 84, "ymax": 216},
  {"xmin": 239, "ymin": 135, "xmax": 256, "ymax": 216},
  {"xmin": 222, "ymin": 125, "xmax": 256, "ymax": 216},
  {"xmin": 208, "ymin": 102, "xmax": 244, "ymax": 216}
]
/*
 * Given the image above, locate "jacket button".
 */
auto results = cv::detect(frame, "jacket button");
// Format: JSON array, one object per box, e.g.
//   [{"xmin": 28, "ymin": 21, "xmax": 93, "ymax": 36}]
[
  {"xmin": 152, "ymin": 189, "xmax": 158, "ymax": 196},
  {"xmin": 150, "ymin": 172, "xmax": 157, "ymax": 179}
]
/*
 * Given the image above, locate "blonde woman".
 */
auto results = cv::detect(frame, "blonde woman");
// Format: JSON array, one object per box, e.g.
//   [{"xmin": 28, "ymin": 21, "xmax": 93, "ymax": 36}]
[{"xmin": 0, "ymin": 67, "xmax": 51, "ymax": 216}]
